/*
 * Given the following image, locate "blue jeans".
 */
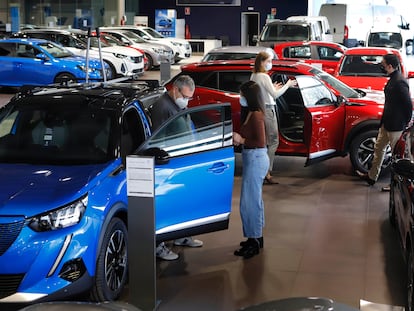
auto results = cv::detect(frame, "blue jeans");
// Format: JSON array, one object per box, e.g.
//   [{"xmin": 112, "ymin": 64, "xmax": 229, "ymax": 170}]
[{"xmin": 240, "ymin": 148, "xmax": 269, "ymax": 238}]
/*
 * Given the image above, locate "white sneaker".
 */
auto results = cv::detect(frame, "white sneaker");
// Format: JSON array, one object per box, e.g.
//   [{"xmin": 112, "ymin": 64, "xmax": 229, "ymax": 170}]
[
  {"xmin": 156, "ymin": 242, "xmax": 178, "ymax": 261},
  {"xmin": 174, "ymin": 237, "xmax": 203, "ymax": 247}
]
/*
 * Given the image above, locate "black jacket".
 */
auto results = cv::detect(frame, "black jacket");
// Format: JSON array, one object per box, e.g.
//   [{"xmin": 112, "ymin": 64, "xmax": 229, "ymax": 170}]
[{"xmin": 381, "ymin": 70, "xmax": 413, "ymax": 131}]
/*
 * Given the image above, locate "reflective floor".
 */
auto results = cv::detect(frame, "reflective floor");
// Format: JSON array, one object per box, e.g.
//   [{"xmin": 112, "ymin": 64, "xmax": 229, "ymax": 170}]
[
  {"xmin": 124, "ymin": 154, "xmax": 406, "ymax": 311},
  {"xmin": 0, "ymin": 56, "xmax": 408, "ymax": 311}
]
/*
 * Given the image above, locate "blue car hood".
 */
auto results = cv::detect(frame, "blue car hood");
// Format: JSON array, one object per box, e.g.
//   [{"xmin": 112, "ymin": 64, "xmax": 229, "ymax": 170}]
[
  {"xmin": 0, "ymin": 163, "xmax": 107, "ymax": 217},
  {"xmin": 63, "ymin": 55, "xmax": 101, "ymax": 67}
]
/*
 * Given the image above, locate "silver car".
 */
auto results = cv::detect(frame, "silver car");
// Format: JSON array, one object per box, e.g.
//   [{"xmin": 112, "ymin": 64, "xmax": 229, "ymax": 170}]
[
  {"xmin": 100, "ymin": 28, "xmax": 174, "ymax": 70},
  {"xmin": 201, "ymin": 45, "xmax": 278, "ymax": 62}
]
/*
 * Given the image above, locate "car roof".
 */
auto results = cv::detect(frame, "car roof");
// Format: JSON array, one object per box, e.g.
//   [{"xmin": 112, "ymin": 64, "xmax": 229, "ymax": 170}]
[
  {"xmin": 181, "ymin": 59, "xmax": 313, "ymax": 71},
  {"xmin": 266, "ymin": 19, "xmax": 311, "ymax": 26},
  {"xmin": 206, "ymin": 45, "xmax": 272, "ymax": 54},
  {"xmin": 0, "ymin": 37, "xmax": 50, "ymax": 44},
  {"xmin": 15, "ymin": 80, "xmax": 162, "ymax": 109},
  {"xmin": 19, "ymin": 28, "xmax": 79, "ymax": 35},
  {"xmin": 344, "ymin": 47, "xmax": 401, "ymax": 55},
  {"xmin": 275, "ymin": 40, "xmax": 347, "ymax": 50}
]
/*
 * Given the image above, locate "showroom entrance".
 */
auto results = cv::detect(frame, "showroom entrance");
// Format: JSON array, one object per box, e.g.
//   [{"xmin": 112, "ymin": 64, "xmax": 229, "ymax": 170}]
[{"xmin": 241, "ymin": 11, "xmax": 260, "ymax": 46}]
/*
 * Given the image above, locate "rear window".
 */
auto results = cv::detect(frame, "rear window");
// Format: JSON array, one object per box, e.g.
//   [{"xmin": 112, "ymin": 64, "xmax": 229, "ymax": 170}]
[
  {"xmin": 260, "ymin": 23, "xmax": 310, "ymax": 42},
  {"xmin": 339, "ymin": 55, "xmax": 386, "ymax": 76},
  {"xmin": 367, "ymin": 32, "xmax": 402, "ymax": 49}
]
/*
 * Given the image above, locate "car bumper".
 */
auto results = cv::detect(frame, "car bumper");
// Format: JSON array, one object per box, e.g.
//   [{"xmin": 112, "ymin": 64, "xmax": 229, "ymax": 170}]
[{"xmin": 0, "ymin": 216, "xmax": 99, "ymax": 303}]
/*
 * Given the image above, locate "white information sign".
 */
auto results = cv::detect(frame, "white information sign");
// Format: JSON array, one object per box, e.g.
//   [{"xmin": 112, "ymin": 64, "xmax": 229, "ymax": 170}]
[{"xmin": 126, "ymin": 156, "xmax": 154, "ymax": 197}]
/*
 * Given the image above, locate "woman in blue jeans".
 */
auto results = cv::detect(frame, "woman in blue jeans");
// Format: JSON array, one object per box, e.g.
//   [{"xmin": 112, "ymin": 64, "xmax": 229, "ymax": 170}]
[{"xmin": 233, "ymin": 80, "xmax": 269, "ymax": 259}]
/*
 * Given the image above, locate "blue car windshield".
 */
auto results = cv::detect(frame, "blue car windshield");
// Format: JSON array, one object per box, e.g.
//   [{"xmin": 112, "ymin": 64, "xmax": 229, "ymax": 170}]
[
  {"xmin": 38, "ymin": 42, "xmax": 73, "ymax": 58},
  {"xmin": 0, "ymin": 101, "xmax": 118, "ymax": 165}
]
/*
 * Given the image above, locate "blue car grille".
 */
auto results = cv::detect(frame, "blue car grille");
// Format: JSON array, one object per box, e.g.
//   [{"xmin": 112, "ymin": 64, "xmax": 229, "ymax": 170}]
[
  {"xmin": 0, "ymin": 274, "xmax": 24, "ymax": 299},
  {"xmin": 0, "ymin": 220, "xmax": 25, "ymax": 256}
]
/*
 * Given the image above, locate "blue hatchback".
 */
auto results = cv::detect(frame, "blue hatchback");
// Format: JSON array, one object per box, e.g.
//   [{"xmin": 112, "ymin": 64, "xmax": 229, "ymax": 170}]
[
  {"xmin": 0, "ymin": 81, "xmax": 234, "ymax": 304},
  {"xmin": 0, "ymin": 38, "xmax": 107, "ymax": 86}
]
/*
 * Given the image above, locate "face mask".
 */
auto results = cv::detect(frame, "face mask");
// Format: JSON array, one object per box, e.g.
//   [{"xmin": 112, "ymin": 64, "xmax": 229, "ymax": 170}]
[
  {"xmin": 239, "ymin": 96, "xmax": 248, "ymax": 107},
  {"xmin": 175, "ymin": 97, "xmax": 189, "ymax": 109},
  {"xmin": 264, "ymin": 62, "xmax": 272, "ymax": 71}
]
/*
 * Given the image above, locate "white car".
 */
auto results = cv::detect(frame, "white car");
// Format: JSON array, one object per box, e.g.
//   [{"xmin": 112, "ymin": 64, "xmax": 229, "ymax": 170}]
[
  {"xmin": 100, "ymin": 28, "xmax": 175, "ymax": 70},
  {"xmin": 114, "ymin": 26, "xmax": 192, "ymax": 63},
  {"xmin": 15, "ymin": 29, "xmax": 145, "ymax": 79}
]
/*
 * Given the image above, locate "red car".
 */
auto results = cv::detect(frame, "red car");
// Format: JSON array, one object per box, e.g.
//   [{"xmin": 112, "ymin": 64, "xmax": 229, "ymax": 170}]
[
  {"xmin": 274, "ymin": 41, "xmax": 347, "ymax": 75},
  {"xmin": 334, "ymin": 47, "xmax": 414, "ymax": 91},
  {"xmin": 166, "ymin": 59, "xmax": 391, "ymax": 173}
]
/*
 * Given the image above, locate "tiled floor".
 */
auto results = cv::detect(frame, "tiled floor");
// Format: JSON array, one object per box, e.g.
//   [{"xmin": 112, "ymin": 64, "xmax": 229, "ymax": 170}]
[
  {"xmin": 0, "ymin": 55, "xmax": 409, "ymax": 311},
  {"xmin": 127, "ymin": 154, "xmax": 407, "ymax": 311}
]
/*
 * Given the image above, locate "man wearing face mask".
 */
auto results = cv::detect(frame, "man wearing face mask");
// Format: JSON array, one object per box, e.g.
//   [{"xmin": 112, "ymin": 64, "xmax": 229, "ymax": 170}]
[
  {"xmin": 150, "ymin": 75, "xmax": 203, "ymax": 261},
  {"xmin": 151, "ymin": 74, "xmax": 194, "ymax": 130},
  {"xmin": 357, "ymin": 53, "xmax": 413, "ymax": 190}
]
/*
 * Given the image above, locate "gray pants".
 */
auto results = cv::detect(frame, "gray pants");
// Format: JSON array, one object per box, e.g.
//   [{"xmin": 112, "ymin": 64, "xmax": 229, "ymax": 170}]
[{"xmin": 264, "ymin": 105, "xmax": 279, "ymax": 172}]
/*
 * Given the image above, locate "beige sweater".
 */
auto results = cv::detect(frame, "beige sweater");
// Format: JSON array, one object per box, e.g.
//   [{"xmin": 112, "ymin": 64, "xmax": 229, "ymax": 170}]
[{"xmin": 250, "ymin": 72, "xmax": 290, "ymax": 106}]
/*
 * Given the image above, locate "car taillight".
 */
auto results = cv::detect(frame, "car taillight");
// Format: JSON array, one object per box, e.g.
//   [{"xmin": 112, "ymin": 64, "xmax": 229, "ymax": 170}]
[{"xmin": 344, "ymin": 25, "xmax": 349, "ymax": 39}]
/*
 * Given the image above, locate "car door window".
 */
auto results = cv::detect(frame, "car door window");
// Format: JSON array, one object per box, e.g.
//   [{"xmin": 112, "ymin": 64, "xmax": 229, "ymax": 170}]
[
  {"xmin": 296, "ymin": 75, "xmax": 335, "ymax": 108},
  {"xmin": 218, "ymin": 71, "xmax": 251, "ymax": 93},
  {"xmin": 317, "ymin": 46, "xmax": 343, "ymax": 60},
  {"xmin": 16, "ymin": 44, "xmax": 35, "ymax": 58},
  {"xmin": 0, "ymin": 42, "xmax": 15, "ymax": 56},
  {"xmin": 121, "ymin": 106, "xmax": 148, "ymax": 159},
  {"xmin": 284, "ymin": 45, "xmax": 311, "ymax": 59},
  {"xmin": 144, "ymin": 104, "xmax": 232, "ymax": 157}
]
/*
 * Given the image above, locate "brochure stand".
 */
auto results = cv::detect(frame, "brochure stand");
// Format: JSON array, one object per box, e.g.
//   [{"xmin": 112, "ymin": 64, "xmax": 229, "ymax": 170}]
[{"xmin": 126, "ymin": 156, "xmax": 157, "ymax": 311}]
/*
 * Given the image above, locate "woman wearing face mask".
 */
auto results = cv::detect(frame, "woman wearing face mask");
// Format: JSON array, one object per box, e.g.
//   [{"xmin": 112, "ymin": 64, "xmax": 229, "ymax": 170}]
[
  {"xmin": 251, "ymin": 51, "xmax": 297, "ymax": 184},
  {"xmin": 150, "ymin": 74, "xmax": 204, "ymax": 261},
  {"xmin": 233, "ymin": 80, "xmax": 269, "ymax": 259}
]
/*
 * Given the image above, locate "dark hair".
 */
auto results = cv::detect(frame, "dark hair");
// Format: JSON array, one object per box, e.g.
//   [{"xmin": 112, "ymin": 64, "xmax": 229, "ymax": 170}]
[
  {"xmin": 253, "ymin": 51, "xmax": 272, "ymax": 73},
  {"xmin": 240, "ymin": 80, "xmax": 265, "ymax": 113},
  {"xmin": 383, "ymin": 53, "xmax": 399, "ymax": 69}
]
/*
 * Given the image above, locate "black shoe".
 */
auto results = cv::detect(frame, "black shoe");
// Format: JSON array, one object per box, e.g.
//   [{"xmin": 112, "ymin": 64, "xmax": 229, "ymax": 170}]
[
  {"xmin": 234, "ymin": 238, "xmax": 260, "ymax": 259},
  {"xmin": 381, "ymin": 185, "xmax": 390, "ymax": 192},
  {"xmin": 240, "ymin": 237, "xmax": 263, "ymax": 248},
  {"xmin": 356, "ymin": 170, "xmax": 375, "ymax": 186}
]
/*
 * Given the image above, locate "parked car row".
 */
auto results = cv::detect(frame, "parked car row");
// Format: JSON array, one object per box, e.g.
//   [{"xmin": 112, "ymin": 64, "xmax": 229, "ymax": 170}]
[
  {"xmin": 167, "ymin": 58, "xmax": 392, "ymax": 174},
  {"xmin": 13, "ymin": 28, "xmax": 145, "ymax": 79}
]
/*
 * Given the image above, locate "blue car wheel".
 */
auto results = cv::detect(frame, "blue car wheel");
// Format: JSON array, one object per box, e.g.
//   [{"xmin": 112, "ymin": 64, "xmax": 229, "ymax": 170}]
[
  {"xmin": 54, "ymin": 73, "xmax": 77, "ymax": 84},
  {"xmin": 90, "ymin": 217, "xmax": 128, "ymax": 301}
]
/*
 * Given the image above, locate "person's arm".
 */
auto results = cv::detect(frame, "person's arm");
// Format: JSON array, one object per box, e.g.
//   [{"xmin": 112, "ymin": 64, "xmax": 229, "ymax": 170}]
[
  {"xmin": 398, "ymin": 80, "xmax": 413, "ymax": 125},
  {"xmin": 257, "ymin": 73, "xmax": 296, "ymax": 99}
]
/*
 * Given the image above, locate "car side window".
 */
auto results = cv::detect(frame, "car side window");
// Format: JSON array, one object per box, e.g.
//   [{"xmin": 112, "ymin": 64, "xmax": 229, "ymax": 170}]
[
  {"xmin": 284, "ymin": 46, "xmax": 311, "ymax": 59},
  {"xmin": 145, "ymin": 105, "xmax": 232, "ymax": 158},
  {"xmin": 0, "ymin": 42, "xmax": 14, "ymax": 56},
  {"xmin": 218, "ymin": 71, "xmax": 251, "ymax": 93},
  {"xmin": 318, "ymin": 46, "xmax": 343, "ymax": 60},
  {"xmin": 121, "ymin": 108, "xmax": 146, "ymax": 158},
  {"xmin": 16, "ymin": 44, "xmax": 36, "ymax": 58},
  {"xmin": 296, "ymin": 76, "xmax": 335, "ymax": 108}
]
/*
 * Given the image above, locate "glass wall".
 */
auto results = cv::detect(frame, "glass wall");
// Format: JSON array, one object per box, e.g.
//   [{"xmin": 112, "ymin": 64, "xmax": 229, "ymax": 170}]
[{"xmin": 0, "ymin": 0, "xmax": 139, "ymax": 30}]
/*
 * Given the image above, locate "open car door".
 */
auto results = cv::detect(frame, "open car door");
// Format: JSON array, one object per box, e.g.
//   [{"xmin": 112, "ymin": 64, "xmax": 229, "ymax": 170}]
[
  {"xmin": 138, "ymin": 103, "xmax": 234, "ymax": 242},
  {"xmin": 295, "ymin": 75, "xmax": 346, "ymax": 166}
]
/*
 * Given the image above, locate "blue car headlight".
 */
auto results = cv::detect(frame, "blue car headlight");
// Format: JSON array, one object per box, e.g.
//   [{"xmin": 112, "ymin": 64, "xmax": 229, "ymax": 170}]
[
  {"xmin": 77, "ymin": 65, "xmax": 99, "ymax": 73},
  {"xmin": 29, "ymin": 196, "xmax": 87, "ymax": 232}
]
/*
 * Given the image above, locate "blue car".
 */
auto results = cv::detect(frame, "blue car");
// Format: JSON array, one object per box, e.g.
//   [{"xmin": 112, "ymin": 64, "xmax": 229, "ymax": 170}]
[
  {"xmin": 0, "ymin": 81, "xmax": 234, "ymax": 304},
  {"xmin": 0, "ymin": 38, "xmax": 107, "ymax": 86}
]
